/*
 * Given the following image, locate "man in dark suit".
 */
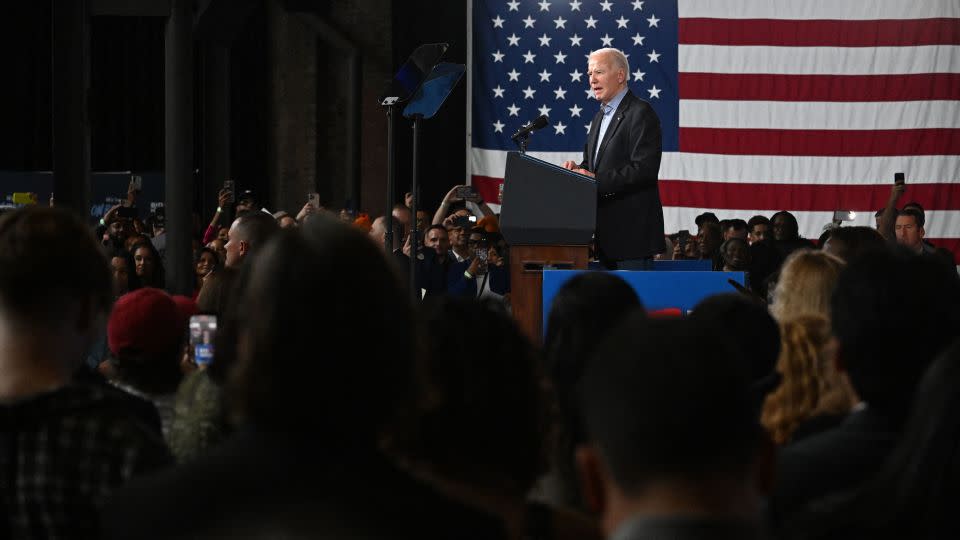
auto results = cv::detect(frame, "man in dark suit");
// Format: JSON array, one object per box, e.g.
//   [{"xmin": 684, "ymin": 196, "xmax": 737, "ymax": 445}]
[{"xmin": 563, "ymin": 47, "xmax": 665, "ymax": 269}]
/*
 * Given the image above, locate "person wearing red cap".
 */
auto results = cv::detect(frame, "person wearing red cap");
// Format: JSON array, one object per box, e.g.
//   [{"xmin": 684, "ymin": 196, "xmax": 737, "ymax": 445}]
[
  {"xmin": 101, "ymin": 288, "xmax": 194, "ymax": 437},
  {"xmin": 0, "ymin": 208, "xmax": 171, "ymax": 539}
]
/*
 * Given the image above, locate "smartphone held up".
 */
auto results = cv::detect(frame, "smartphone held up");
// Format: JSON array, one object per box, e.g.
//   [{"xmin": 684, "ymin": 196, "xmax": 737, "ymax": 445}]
[{"xmin": 189, "ymin": 315, "xmax": 217, "ymax": 367}]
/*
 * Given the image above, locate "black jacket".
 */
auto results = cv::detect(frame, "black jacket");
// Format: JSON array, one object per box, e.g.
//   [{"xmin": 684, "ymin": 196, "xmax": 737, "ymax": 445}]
[{"xmin": 580, "ymin": 89, "xmax": 666, "ymax": 260}]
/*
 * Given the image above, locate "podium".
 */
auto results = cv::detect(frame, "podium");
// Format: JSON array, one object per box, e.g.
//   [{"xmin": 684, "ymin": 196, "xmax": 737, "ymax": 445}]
[{"xmin": 500, "ymin": 152, "xmax": 596, "ymax": 342}]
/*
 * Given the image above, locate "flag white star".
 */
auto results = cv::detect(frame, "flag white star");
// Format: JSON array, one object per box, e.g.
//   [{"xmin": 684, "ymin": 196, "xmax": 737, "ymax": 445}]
[
  {"xmin": 600, "ymin": 33, "xmax": 614, "ymax": 47},
  {"xmin": 492, "ymin": 50, "xmax": 505, "ymax": 62},
  {"xmin": 507, "ymin": 69, "xmax": 521, "ymax": 81},
  {"xmin": 507, "ymin": 103, "xmax": 521, "ymax": 116},
  {"xmin": 569, "ymin": 68, "xmax": 583, "ymax": 82},
  {"xmin": 647, "ymin": 49, "xmax": 660, "ymax": 63},
  {"xmin": 523, "ymin": 86, "xmax": 537, "ymax": 99},
  {"xmin": 584, "ymin": 124, "xmax": 591, "ymax": 133},
  {"xmin": 585, "ymin": 88, "xmax": 594, "ymax": 99},
  {"xmin": 493, "ymin": 120, "xmax": 505, "ymax": 133},
  {"xmin": 569, "ymin": 103, "xmax": 583, "ymax": 117},
  {"xmin": 647, "ymin": 85, "xmax": 661, "ymax": 99},
  {"xmin": 631, "ymin": 33, "xmax": 645, "ymax": 46},
  {"xmin": 632, "ymin": 0, "xmax": 644, "ymax": 10},
  {"xmin": 538, "ymin": 69, "xmax": 552, "ymax": 82},
  {"xmin": 554, "ymin": 51, "xmax": 567, "ymax": 64},
  {"xmin": 632, "ymin": 69, "xmax": 645, "ymax": 81},
  {"xmin": 569, "ymin": 0, "xmax": 582, "ymax": 11},
  {"xmin": 507, "ymin": 0, "xmax": 520, "ymax": 11},
  {"xmin": 538, "ymin": 0, "xmax": 551, "ymax": 11},
  {"xmin": 492, "ymin": 15, "xmax": 505, "ymax": 28},
  {"xmin": 569, "ymin": 33, "xmax": 583, "ymax": 46},
  {"xmin": 599, "ymin": 0, "xmax": 613, "ymax": 12},
  {"xmin": 554, "ymin": 121, "xmax": 567, "ymax": 135},
  {"xmin": 554, "ymin": 16, "xmax": 567, "ymax": 29},
  {"xmin": 507, "ymin": 33, "xmax": 521, "ymax": 46},
  {"xmin": 538, "ymin": 104, "xmax": 552, "ymax": 116},
  {"xmin": 585, "ymin": 16, "xmax": 598, "ymax": 29},
  {"xmin": 647, "ymin": 14, "xmax": 660, "ymax": 27},
  {"xmin": 493, "ymin": 85, "xmax": 505, "ymax": 98},
  {"xmin": 554, "ymin": 86, "xmax": 568, "ymax": 100},
  {"xmin": 539, "ymin": 33, "xmax": 552, "ymax": 47},
  {"xmin": 523, "ymin": 50, "xmax": 537, "ymax": 63},
  {"xmin": 522, "ymin": 15, "xmax": 536, "ymax": 28},
  {"xmin": 616, "ymin": 16, "xmax": 629, "ymax": 28}
]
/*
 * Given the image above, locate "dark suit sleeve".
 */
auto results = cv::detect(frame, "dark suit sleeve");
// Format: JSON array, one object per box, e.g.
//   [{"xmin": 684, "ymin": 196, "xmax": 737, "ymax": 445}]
[
  {"xmin": 595, "ymin": 101, "xmax": 662, "ymax": 196},
  {"xmin": 447, "ymin": 261, "xmax": 476, "ymax": 297}
]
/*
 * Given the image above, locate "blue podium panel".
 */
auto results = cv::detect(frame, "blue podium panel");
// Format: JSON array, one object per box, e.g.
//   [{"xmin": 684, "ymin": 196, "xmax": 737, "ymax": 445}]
[
  {"xmin": 542, "ymin": 270, "xmax": 746, "ymax": 332},
  {"xmin": 586, "ymin": 260, "xmax": 714, "ymax": 271}
]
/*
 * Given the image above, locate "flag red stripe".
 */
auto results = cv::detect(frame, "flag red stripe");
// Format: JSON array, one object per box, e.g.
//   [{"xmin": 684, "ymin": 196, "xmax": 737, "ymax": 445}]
[
  {"xmin": 679, "ymin": 18, "xmax": 960, "ymax": 47},
  {"xmin": 679, "ymin": 128, "xmax": 960, "ymax": 157},
  {"xmin": 658, "ymin": 180, "xmax": 960, "ymax": 211},
  {"xmin": 679, "ymin": 73, "xmax": 960, "ymax": 102},
  {"xmin": 472, "ymin": 175, "xmax": 504, "ymax": 206}
]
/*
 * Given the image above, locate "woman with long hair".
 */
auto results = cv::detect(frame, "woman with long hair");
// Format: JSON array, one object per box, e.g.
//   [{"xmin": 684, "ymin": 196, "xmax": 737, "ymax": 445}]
[
  {"xmin": 770, "ymin": 249, "xmax": 844, "ymax": 322},
  {"xmin": 761, "ymin": 316, "xmax": 858, "ymax": 446},
  {"xmin": 131, "ymin": 240, "xmax": 165, "ymax": 289}
]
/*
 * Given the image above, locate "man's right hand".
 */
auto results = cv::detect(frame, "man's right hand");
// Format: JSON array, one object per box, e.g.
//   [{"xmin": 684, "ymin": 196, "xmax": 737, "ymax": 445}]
[
  {"xmin": 562, "ymin": 160, "xmax": 578, "ymax": 170},
  {"xmin": 444, "ymin": 185, "xmax": 465, "ymax": 204}
]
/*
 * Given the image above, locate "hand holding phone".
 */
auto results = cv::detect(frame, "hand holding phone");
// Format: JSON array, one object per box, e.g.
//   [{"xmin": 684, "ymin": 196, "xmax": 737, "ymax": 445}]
[
  {"xmin": 223, "ymin": 180, "xmax": 235, "ymax": 204},
  {"xmin": 308, "ymin": 192, "xmax": 321, "ymax": 209}
]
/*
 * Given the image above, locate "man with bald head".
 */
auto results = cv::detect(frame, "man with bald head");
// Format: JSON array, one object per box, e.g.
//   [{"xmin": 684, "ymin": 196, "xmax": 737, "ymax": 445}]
[
  {"xmin": 562, "ymin": 47, "xmax": 665, "ymax": 269},
  {"xmin": 224, "ymin": 211, "xmax": 279, "ymax": 268}
]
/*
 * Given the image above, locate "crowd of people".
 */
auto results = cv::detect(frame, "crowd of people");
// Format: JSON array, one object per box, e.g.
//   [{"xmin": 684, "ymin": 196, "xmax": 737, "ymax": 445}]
[{"xmin": 1, "ymin": 171, "xmax": 959, "ymax": 540}]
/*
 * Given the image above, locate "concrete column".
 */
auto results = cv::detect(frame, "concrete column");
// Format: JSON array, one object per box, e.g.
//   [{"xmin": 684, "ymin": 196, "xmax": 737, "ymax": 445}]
[
  {"xmin": 202, "ymin": 44, "xmax": 231, "ymax": 222},
  {"xmin": 267, "ymin": 0, "xmax": 317, "ymax": 214},
  {"xmin": 164, "ymin": 0, "xmax": 194, "ymax": 294}
]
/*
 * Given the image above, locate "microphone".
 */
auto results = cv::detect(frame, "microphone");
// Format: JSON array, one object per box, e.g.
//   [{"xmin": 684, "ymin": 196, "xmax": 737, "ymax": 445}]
[{"xmin": 511, "ymin": 114, "xmax": 549, "ymax": 142}]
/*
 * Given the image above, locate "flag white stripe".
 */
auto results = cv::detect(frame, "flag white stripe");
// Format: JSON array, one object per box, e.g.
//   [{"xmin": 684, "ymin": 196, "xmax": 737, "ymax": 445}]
[
  {"xmin": 678, "ymin": 0, "xmax": 960, "ymax": 20},
  {"xmin": 471, "ymin": 149, "xmax": 960, "ymax": 185},
  {"xmin": 679, "ymin": 45, "xmax": 960, "ymax": 76},
  {"xmin": 662, "ymin": 207, "xmax": 960, "ymax": 240},
  {"xmin": 680, "ymin": 100, "xmax": 960, "ymax": 130}
]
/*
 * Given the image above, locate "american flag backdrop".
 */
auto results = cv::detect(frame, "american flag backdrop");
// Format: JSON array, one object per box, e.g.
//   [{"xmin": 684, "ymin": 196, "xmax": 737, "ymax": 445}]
[{"xmin": 468, "ymin": 0, "xmax": 960, "ymax": 261}]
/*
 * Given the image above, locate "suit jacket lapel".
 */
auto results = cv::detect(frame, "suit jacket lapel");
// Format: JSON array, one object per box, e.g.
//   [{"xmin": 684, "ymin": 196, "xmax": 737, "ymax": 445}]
[
  {"xmin": 587, "ymin": 108, "xmax": 604, "ymax": 171},
  {"xmin": 594, "ymin": 91, "xmax": 632, "ymax": 170}
]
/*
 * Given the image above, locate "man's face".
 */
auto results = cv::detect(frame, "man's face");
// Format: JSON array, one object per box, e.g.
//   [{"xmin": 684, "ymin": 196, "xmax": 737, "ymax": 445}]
[
  {"xmin": 217, "ymin": 227, "xmax": 230, "ymax": 243},
  {"xmin": 588, "ymin": 52, "xmax": 625, "ymax": 104},
  {"xmin": 424, "ymin": 228, "xmax": 450, "ymax": 257},
  {"xmin": 699, "ymin": 229, "xmax": 721, "ymax": 256},
  {"xmin": 448, "ymin": 226, "xmax": 466, "ymax": 249},
  {"xmin": 224, "ymin": 220, "xmax": 243, "ymax": 268},
  {"xmin": 110, "ymin": 256, "xmax": 129, "ymax": 296},
  {"xmin": 724, "ymin": 241, "xmax": 750, "ymax": 270},
  {"xmin": 895, "ymin": 215, "xmax": 924, "ymax": 251},
  {"xmin": 369, "ymin": 218, "xmax": 387, "ymax": 249},
  {"xmin": 772, "ymin": 215, "xmax": 792, "ymax": 241},
  {"xmin": 749, "ymin": 224, "xmax": 768, "ymax": 244}
]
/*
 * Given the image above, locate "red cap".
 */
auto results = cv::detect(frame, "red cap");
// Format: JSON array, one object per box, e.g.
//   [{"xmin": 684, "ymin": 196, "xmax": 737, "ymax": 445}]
[
  {"xmin": 171, "ymin": 295, "xmax": 198, "ymax": 321},
  {"xmin": 108, "ymin": 288, "xmax": 186, "ymax": 357}
]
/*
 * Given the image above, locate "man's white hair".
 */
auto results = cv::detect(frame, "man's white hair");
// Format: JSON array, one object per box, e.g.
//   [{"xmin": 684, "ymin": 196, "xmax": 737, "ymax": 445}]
[{"xmin": 589, "ymin": 47, "xmax": 630, "ymax": 78}]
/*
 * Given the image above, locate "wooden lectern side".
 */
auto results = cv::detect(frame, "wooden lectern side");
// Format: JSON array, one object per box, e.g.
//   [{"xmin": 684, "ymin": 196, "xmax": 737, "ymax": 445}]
[{"xmin": 509, "ymin": 244, "xmax": 590, "ymax": 344}]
